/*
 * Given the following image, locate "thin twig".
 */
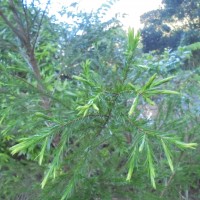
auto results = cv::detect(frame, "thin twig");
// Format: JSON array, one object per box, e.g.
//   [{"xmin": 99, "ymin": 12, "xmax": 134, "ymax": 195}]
[
  {"xmin": 32, "ymin": 0, "xmax": 51, "ymax": 50},
  {"xmin": 22, "ymin": 0, "xmax": 31, "ymax": 42},
  {"xmin": 160, "ymin": 151, "xmax": 185, "ymax": 197},
  {"xmin": 160, "ymin": 172, "xmax": 176, "ymax": 197},
  {"xmin": 9, "ymin": 0, "xmax": 28, "ymax": 44}
]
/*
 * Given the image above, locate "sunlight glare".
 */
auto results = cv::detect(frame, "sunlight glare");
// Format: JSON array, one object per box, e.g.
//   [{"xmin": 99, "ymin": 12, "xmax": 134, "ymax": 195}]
[{"xmin": 26, "ymin": 0, "xmax": 162, "ymax": 30}]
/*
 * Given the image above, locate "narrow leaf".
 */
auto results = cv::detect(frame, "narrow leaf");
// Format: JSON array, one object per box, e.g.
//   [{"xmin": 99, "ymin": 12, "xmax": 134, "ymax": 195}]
[
  {"xmin": 126, "ymin": 147, "xmax": 137, "ymax": 181},
  {"xmin": 139, "ymin": 135, "xmax": 146, "ymax": 152},
  {"xmin": 141, "ymin": 73, "xmax": 157, "ymax": 92},
  {"xmin": 38, "ymin": 137, "xmax": 48, "ymax": 165},
  {"xmin": 128, "ymin": 95, "xmax": 139, "ymax": 116},
  {"xmin": 35, "ymin": 112, "xmax": 52, "ymax": 120},
  {"xmin": 92, "ymin": 103, "xmax": 99, "ymax": 112},
  {"xmin": 147, "ymin": 144, "xmax": 156, "ymax": 189},
  {"xmin": 143, "ymin": 96, "xmax": 155, "ymax": 105},
  {"xmin": 161, "ymin": 139, "xmax": 174, "ymax": 172},
  {"xmin": 174, "ymin": 141, "xmax": 197, "ymax": 149},
  {"xmin": 82, "ymin": 59, "xmax": 91, "ymax": 79},
  {"xmin": 146, "ymin": 90, "xmax": 180, "ymax": 95},
  {"xmin": 151, "ymin": 76, "xmax": 176, "ymax": 87}
]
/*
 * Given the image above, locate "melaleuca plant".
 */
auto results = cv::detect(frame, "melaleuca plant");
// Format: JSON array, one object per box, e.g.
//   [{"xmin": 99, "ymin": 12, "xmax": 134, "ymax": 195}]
[{"xmin": 9, "ymin": 29, "xmax": 197, "ymax": 200}]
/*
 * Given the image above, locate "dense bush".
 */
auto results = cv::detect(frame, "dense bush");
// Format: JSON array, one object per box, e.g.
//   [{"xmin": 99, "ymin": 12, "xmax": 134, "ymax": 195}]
[{"xmin": 0, "ymin": 1, "xmax": 199, "ymax": 199}]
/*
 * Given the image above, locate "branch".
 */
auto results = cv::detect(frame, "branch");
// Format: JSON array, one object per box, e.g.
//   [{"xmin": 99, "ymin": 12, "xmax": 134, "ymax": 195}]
[
  {"xmin": 0, "ymin": 2, "xmax": 50, "ymax": 109},
  {"xmin": 9, "ymin": 0, "xmax": 28, "ymax": 43},
  {"xmin": 160, "ymin": 152, "xmax": 185, "ymax": 197},
  {"xmin": 32, "ymin": 0, "xmax": 51, "ymax": 50},
  {"xmin": 21, "ymin": 0, "xmax": 31, "ymax": 42},
  {"xmin": 0, "ymin": 10, "xmax": 27, "ymax": 45}
]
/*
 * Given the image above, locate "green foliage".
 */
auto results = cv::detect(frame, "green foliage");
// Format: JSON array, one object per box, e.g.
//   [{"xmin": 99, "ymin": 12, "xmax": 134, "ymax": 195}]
[
  {"xmin": 186, "ymin": 42, "xmax": 200, "ymax": 51},
  {"xmin": 0, "ymin": 1, "xmax": 199, "ymax": 200},
  {"xmin": 140, "ymin": 0, "xmax": 200, "ymax": 52},
  {"xmin": 135, "ymin": 42, "xmax": 200, "ymax": 199}
]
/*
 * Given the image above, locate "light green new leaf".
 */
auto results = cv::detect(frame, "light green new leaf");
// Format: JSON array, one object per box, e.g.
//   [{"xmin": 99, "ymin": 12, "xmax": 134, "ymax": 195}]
[
  {"xmin": 151, "ymin": 76, "xmax": 176, "ymax": 87},
  {"xmin": 126, "ymin": 28, "xmax": 140, "ymax": 56},
  {"xmin": 38, "ymin": 137, "xmax": 48, "ymax": 165},
  {"xmin": 141, "ymin": 73, "xmax": 157, "ymax": 93},
  {"xmin": 10, "ymin": 136, "xmax": 44, "ymax": 155},
  {"xmin": 10, "ymin": 127, "xmax": 55, "ymax": 155},
  {"xmin": 76, "ymin": 104, "xmax": 90, "ymax": 116},
  {"xmin": 41, "ymin": 167, "xmax": 53, "ymax": 189},
  {"xmin": 83, "ymin": 109, "xmax": 89, "ymax": 117},
  {"xmin": 147, "ymin": 144, "xmax": 156, "ymax": 189},
  {"xmin": 126, "ymin": 147, "xmax": 137, "ymax": 181},
  {"xmin": 161, "ymin": 139, "xmax": 174, "ymax": 172},
  {"xmin": 128, "ymin": 95, "xmax": 139, "ymax": 116},
  {"xmin": 162, "ymin": 136, "xmax": 197, "ymax": 149},
  {"xmin": 145, "ymin": 89, "xmax": 180, "ymax": 95},
  {"xmin": 143, "ymin": 96, "xmax": 155, "ymax": 105},
  {"xmin": 127, "ymin": 28, "xmax": 135, "ymax": 51},
  {"xmin": 173, "ymin": 141, "xmax": 197, "ymax": 149},
  {"xmin": 128, "ymin": 82, "xmax": 139, "ymax": 92},
  {"xmin": 82, "ymin": 59, "xmax": 91, "ymax": 79},
  {"xmin": 139, "ymin": 134, "xmax": 146, "ymax": 152},
  {"xmin": 92, "ymin": 103, "xmax": 99, "ymax": 112}
]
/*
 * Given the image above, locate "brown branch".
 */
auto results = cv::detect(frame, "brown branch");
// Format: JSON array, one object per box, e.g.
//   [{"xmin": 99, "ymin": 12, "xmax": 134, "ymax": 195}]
[
  {"xmin": 21, "ymin": 0, "xmax": 31, "ymax": 42},
  {"xmin": 0, "ymin": 10, "xmax": 27, "ymax": 45},
  {"xmin": 0, "ymin": 2, "xmax": 39, "ymax": 79},
  {"xmin": 9, "ymin": 0, "xmax": 28, "ymax": 41},
  {"xmin": 0, "ymin": 2, "xmax": 50, "ymax": 109}
]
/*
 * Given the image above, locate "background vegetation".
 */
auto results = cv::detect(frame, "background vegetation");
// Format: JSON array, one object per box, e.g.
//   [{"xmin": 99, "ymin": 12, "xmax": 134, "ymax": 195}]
[
  {"xmin": 140, "ymin": 0, "xmax": 200, "ymax": 52},
  {"xmin": 0, "ymin": 0, "xmax": 200, "ymax": 199}
]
